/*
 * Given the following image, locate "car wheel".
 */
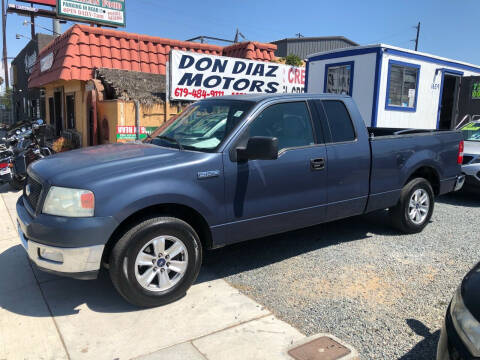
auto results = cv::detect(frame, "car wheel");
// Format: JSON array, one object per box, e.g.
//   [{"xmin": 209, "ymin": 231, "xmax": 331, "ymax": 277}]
[
  {"xmin": 390, "ymin": 177, "xmax": 434, "ymax": 234},
  {"xmin": 109, "ymin": 216, "xmax": 202, "ymax": 307}
]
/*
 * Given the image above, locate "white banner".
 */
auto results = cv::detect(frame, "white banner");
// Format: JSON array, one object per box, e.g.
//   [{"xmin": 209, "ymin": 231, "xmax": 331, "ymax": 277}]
[{"xmin": 170, "ymin": 50, "xmax": 305, "ymax": 101}]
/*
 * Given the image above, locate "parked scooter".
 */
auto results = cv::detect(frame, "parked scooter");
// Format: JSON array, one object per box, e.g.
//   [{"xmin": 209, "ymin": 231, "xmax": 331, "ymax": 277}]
[{"xmin": 0, "ymin": 120, "xmax": 54, "ymax": 190}]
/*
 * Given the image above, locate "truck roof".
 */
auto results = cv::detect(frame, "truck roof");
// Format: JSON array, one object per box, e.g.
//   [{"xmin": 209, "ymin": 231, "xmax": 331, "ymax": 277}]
[{"xmin": 216, "ymin": 93, "xmax": 350, "ymax": 102}]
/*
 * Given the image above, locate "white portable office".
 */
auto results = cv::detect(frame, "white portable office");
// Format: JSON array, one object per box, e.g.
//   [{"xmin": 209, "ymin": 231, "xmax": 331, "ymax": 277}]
[{"xmin": 305, "ymin": 44, "xmax": 480, "ymax": 129}]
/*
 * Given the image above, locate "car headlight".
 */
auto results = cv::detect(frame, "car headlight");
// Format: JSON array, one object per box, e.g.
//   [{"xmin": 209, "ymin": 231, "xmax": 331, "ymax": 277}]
[
  {"xmin": 450, "ymin": 286, "xmax": 480, "ymax": 357},
  {"xmin": 42, "ymin": 186, "xmax": 95, "ymax": 217}
]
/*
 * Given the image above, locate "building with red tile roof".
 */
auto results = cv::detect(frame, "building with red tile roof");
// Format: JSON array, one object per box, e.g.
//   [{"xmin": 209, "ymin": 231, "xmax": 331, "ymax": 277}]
[
  {"xmin": 28, "ymin": 24, "xmax": 278, "ymax": 148},
  {"xmin": 30, "ymin": 24, "xmax": 276, "ymax": 88}
]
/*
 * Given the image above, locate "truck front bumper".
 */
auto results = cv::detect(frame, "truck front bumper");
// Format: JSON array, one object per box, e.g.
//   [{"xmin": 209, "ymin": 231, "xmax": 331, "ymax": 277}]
[
  {"xmin": 18, "ymin": 223, "xmax": 104, "ymax": 279},
  {"xmin": 16, "ymin": 195, "xmax": 117, "ymax": 280}
]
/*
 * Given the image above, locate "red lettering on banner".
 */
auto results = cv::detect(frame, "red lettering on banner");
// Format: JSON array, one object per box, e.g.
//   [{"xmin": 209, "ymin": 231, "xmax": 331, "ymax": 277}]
[
  {"xmin": 295, "ymin": 69, "xmax": 300, "ymax": 84},
  {"xmin": 288, "ymin": 68, "xmax": 294, "ymax": 83},
  {"xmin": 287, "ymin": 68, "xmax": 305, "ymax": 85}
]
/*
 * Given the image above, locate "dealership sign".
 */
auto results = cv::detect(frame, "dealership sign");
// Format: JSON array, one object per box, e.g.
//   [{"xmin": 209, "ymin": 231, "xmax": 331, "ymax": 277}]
[
  {"xmin": 57, "ymin": 0, "xmax": 125, "ymax": 27},
  {"xmin": 116, "ymin": 126, "xmax": 156, "ymax": 142},
  {"xmin": 170, "ymin": 50, "xmax": 305, "ymax": 101}
]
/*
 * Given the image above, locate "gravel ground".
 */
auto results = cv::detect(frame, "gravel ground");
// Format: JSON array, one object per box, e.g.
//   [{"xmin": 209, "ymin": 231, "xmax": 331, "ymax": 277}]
[{"xmin": 203, "ymin": 191, "xmax": 480, "ymax": 359}]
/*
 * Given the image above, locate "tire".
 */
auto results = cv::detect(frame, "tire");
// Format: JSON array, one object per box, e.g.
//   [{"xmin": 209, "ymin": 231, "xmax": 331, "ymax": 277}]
[
  {"xmin": 390, "ymin": 178, "xmax": 434, "ymax": 234},
  {"xmin": 109, "ymin": 217, "xmax": 202, "ymax": 307}
]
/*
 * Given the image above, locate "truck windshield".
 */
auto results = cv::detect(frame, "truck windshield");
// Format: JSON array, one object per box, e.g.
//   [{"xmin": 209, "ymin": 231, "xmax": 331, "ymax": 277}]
[
  {"xmin": 461, "ymin": 122, "xmax": 480, "ymax": 142},
  {"xmin": 151, "ymin": 99, "xmax": 254, "ymax": 151}
]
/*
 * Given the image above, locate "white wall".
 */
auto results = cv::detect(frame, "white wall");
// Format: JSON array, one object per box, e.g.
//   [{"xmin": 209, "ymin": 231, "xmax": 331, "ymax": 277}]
[
  {"xmin": 307, "ymin": 53, "xmax": 377, "ymax": 126},
  {"xmin": 377, "ymin": 52, "xmax": 480, "ymax": 129}
]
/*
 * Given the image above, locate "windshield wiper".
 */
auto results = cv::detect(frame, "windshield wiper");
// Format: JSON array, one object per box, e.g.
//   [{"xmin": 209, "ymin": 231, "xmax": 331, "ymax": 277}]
[{"xmin": 157, "ymin": 136, "xmax": 184, "ymax": 150}]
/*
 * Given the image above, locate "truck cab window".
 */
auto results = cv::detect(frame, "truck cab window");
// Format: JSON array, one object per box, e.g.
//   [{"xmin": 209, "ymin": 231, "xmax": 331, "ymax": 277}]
[
  {"xmin": 156, "ymin": 99, "xmax": 254, "ymax": 151},
  {"xmin": 322, "ymin": 100, "xmax": 356, "ymax": 143},
  {"xmin": 249, "ymin": 102, "xmax": 314, "ymax": 151}
]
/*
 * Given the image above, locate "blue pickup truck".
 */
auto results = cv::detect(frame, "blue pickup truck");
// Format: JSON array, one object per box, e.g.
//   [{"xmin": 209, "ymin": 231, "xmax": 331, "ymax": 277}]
[{"xmin": 16, "ymin": 94, "xmax": 465, "ymax": 307}]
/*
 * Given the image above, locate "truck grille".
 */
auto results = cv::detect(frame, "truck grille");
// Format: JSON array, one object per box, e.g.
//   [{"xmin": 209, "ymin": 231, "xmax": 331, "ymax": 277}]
[{"xmin": 24, "ymin": 177, "xmax": 43, "ymax": 211}]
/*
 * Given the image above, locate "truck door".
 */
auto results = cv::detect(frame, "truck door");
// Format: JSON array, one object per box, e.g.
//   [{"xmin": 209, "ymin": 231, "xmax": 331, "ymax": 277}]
[
  {"xmin": 222, "ymin": 100, "xmax": 328, "ymax": 244},
  {"xmin": 312, "ymin": 100, "xmax": 371, "ymax": 221}
]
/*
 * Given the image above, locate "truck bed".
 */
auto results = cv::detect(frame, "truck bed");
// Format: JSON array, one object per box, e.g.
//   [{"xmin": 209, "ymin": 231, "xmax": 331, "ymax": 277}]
[{"xmin": 365, "ymin": 127, "xmax": 462, "ymax": 213}]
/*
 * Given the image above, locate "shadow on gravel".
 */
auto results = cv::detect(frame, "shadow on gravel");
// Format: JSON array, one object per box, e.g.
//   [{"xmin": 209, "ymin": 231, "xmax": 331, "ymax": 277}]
[
  {"xmin": 438, "ymin": 191, "xmax": 480, "ymax": 208},
  {"xmin": 201, "ymin": 210, "xmax": 402, "ymax": 282},
  {"xmin": 398, "ymin": 319, "xmax": 440, "ymax": 360}
]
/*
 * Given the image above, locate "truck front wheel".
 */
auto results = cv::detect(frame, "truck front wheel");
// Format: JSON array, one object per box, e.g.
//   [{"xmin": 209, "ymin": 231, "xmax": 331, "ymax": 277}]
[
  {"xmin": 109, "ymin": 217, "xmax": 202, "ymax": 307},
  {"xmin": 390, "ymin": 178, "xmax": 434, "ymax": 234}
]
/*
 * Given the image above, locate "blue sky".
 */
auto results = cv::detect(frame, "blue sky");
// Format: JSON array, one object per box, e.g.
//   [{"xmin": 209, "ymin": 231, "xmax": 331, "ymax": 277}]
[{"xmin": 4, "ymin": 0, "xmax": 480, "ymax": 70}]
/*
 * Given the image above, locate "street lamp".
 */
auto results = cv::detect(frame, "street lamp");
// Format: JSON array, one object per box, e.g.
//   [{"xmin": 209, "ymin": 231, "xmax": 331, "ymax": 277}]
[{"xmin": 22, "ymin": 19, "xmax": 65, "ymax": 37}]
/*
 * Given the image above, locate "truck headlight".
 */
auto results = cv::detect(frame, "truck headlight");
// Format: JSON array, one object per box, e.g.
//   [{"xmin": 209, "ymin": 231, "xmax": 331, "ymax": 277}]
[
  {"xmin": 450, "ymin": 286, "xmax": 480, "ymax": 357},
  {"xmin": 43, "ymin": 186, "xmax": 95, "ymax": 217}
]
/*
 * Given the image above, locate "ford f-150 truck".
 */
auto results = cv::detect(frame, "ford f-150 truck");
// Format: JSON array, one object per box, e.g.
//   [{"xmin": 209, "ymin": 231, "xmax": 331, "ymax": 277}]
[{"xmin": 16, "ymin": 94, "xmax": 465, "ymax": 307}]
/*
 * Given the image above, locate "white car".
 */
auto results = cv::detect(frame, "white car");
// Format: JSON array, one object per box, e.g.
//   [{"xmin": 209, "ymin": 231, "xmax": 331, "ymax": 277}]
[{"xmin": 460, "ymin": 121, "xmax": 480, "ymax": 192}]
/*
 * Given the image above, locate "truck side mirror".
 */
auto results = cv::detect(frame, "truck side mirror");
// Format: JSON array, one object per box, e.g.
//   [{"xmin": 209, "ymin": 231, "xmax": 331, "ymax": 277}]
[{"xmin": 236, "ymin": 136, "xmax": 278, "ymax": 162}]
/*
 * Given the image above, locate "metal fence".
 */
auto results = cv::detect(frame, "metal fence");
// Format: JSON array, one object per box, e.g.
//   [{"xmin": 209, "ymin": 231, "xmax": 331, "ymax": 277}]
[{"xmin": 0, "ymin": 109, "xmax": 14, "ymax": 125}]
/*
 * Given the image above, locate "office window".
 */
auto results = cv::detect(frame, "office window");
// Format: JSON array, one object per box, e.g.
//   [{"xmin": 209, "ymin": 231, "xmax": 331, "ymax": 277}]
[
  {"xmin": 386, "ymin": 61, "xmax": 420, "ymax": 110},
  {"xmin": 325, "ymin": 62, "xmax": 354, "ymax": 95},
  {"xmin": 322, "ymin": 100, "xmax": 356, "ymax": 143}
]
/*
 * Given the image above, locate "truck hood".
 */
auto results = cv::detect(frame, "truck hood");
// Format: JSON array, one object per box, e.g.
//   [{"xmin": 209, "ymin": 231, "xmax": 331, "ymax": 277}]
[{"xmin": 30, "ymin": 143, "xmax": 185, "ymax": 185}]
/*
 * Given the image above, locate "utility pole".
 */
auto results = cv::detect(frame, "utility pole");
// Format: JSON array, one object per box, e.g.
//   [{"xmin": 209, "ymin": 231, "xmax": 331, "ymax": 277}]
[
  {"xmin": 413, "ymin": 22, "xmax": 420, "ymax": 51},
  {"xmin": 1, "ymin": 0, "xmax": 8, "ymax": 90},
  {"xmin": 234, "ymin": 28, "xmax": 246, "ymax": 43},
  {"xmin": 30, "ymin": 14, "xmax": 35, "ymax": 38},
  {"xmin": 52, "ymin": 18, "xmax": 61, "ymax": 38},
  {"xmin": 234, "ymin": 28, "xmax": 239, "ymax": 43},
  {"xmin": 295, "ymin": 33, "xmax": 304, "ymax": 38}
]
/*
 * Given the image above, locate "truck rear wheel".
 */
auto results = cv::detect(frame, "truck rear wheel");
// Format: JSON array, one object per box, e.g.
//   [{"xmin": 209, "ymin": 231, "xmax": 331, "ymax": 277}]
[
  {"xmin": 109, "ymin": 217, "xmax": 202, "ymax": 307},
  {"xmin": 390, "ymin": 178, "xmax": 434, "ymax": 234}
]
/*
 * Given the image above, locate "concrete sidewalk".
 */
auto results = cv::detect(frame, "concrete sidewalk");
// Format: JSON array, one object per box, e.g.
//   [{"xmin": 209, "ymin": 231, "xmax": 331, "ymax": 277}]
[{"xmin": 0, "ymin": 186, "xmax": 305, "ymax": 360}]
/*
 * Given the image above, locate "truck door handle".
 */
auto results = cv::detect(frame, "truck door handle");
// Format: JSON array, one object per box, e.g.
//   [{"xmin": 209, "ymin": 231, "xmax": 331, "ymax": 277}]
[{"xmin": 310, "ymin": 158, "xmax": 325, "ymax": 171}]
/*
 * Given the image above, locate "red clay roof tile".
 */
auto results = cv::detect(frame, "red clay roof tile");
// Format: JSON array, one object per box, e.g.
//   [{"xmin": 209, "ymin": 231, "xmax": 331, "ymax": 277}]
[{"xmin": 29, "ymin": 24, "xmax": 277, "ymax": 88}]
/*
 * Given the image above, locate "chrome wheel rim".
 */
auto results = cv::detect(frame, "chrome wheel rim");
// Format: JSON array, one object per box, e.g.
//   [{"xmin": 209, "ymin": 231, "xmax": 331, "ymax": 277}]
[
  {"xmin": 134, "ymin": 236, "xmax": 188, "ymax": 292},
  {"xmin": 408, "ymin": 189, "xmax": 430, "ymax": 225}
]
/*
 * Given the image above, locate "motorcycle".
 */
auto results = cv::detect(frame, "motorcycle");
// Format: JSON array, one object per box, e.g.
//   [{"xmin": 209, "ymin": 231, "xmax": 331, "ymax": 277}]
[{"xmin": 0, "ymin": 120, "xmax": 55, "ymax": 190}]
